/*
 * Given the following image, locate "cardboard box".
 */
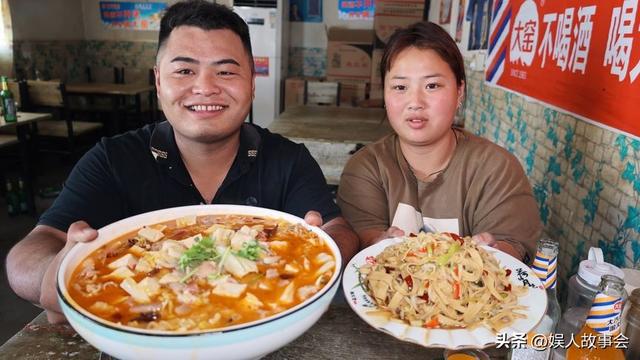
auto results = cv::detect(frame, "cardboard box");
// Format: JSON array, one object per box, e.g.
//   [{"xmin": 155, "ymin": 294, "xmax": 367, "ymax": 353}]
[
  {"xmin": 374, "ymin": 0, "xmax": 428, "ymax": 48},
  {"xmin": 306, "ymin": 81, "xmax": 340, "ymax": 106},
  {"xmin": 370, "ymin": 48, "xmax": 384, "ymax": 94},
  {"xmin": 284, "ymin": 77, "xmax": 368, "ymax": 108},
  {"xmin": 370, "ymin": 0, "xmax": 428, "ymax": 99},
  {"xmin": 284, "ymin": 77, "xmax": 308, "ymax": 110},
  {"xmin": 284, "ymin": 77, "xmax": 340, "ymax": 108},
  {"xmin": 369, "ymin": 82, "xmax": 384, "ymax": 101},
  {"xmin": 326, "ymin": 28, "xmax": 374, "ymax": 82},
  {"xmin": 339, "ymin": 81, "xmax": 368, "ymax": 107}
]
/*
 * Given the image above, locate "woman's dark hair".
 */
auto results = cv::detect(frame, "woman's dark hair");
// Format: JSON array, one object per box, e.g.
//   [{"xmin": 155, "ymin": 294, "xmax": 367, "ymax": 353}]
[
  {"xmin": 156, "ymin": 0, "xmax": 253, "ymax": 72},
  {"xmin": 380, "ymin": 21, "xmax": 465, "ymax": 87}
]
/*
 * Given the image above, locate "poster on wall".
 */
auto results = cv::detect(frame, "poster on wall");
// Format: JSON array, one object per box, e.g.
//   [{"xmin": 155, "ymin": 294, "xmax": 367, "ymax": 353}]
[
  {"xmin": 440, "ymin": 0, "xmax": 452, "ymax": 24},
  {"xmin": 466, "ymin": 0, "xmax": 493, "ymax": 50},
  {"xmin": 99, "ymin": 1, "xmax": 166, "ymax": 30},
  {"xmin": 485, "ymin": 0, "xmax": 640, "ymax": 138},
  {"xmin": 290, "ymin": 0, "xmax": 323, "ymax": 22},
  {"xmin": 456, "ymin": 0, "xmax": 466, "ymax": 42},
  {"xmin": 254, "ymin": 57, "xmax": 269, "ymax": 77},
  {"xmin": 338, "ymin": 0, "xmax": 375, "ymax": 20}
]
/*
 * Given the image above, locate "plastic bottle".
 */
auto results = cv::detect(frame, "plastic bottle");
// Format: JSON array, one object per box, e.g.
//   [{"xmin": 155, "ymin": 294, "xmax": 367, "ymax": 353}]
[
  {"xmin": 0, "ymin": 76, "xmax": 17, "ymax": 123},
  {"xmin": 552, "ymin": 247, "xmax": 625, "ymax": 360},
  {"xmin": 565, "ymin": 274, "xmax": 626, "ymax": 359},
  {"xmin": 510, "ymin": 238, "xmax": 560, "ymax": 360},
  {"xmin": 625, "ymin": 288, "xmax": 640, "ymax": 360}
]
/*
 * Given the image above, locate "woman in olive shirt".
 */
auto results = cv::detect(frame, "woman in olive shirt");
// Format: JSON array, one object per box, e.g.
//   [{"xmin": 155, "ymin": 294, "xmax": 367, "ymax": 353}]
[{"xmin": 337, "ymin": 21, "xmax": 542, "ymax": 262}]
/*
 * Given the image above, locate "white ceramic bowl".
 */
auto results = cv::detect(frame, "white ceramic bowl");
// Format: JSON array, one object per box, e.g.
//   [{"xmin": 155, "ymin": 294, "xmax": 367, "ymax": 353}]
[{"xmin": 57, "ymin": 205, "xmax": 342, "ymax": 360}]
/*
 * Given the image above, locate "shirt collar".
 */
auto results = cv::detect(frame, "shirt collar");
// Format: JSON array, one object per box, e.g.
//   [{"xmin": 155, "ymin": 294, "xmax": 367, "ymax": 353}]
[
  {"xmin": 149, "ymin": 121, "xmax": 262, "ymax": 183},
  {"xmin": 395, "ymin": 127, "xmax": 467, "ymax": 185}
]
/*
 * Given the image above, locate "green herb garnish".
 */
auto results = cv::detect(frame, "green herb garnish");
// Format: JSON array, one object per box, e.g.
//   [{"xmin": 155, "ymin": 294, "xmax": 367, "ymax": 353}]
[
  {"xmin": 178, "ymin": 236, "xmax": 217, "ymax": 272},
  {"xmin": 234, "ymin": 240, "xmax": 263, "ymax": 261}
]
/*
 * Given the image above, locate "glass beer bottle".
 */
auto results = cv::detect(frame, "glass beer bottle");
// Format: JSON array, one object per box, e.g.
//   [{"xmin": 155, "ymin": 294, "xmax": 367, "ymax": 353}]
[
  {"xmin": 510, "ymin": 238, "xmax": 560, "ymax": 360},
  {"xmin": 566, "ymin": 274, "xmax": 626, "ymax": 360},
  {"xmin": 0, "ymin": 76, "xmax": 17, "ymax": 123}
]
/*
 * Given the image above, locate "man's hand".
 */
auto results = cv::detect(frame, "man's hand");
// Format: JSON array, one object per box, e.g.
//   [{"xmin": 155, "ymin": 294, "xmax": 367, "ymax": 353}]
[
  {"xmin": 304, "ymin": 210, "xmax": 323, "ymax": 227},
  {"xmin": 39, "ymin": 221, "xmax": 98, "ymax": 323},
  {"xmin": 472, "ymin": 232, "xmax": 522, "ymax": 260}
]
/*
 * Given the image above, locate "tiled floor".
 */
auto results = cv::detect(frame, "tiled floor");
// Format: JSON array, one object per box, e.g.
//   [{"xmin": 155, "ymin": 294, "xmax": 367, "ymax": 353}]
[{"xmin": 0, "ymin": 155, "xmax": 73, "ymax": 345}]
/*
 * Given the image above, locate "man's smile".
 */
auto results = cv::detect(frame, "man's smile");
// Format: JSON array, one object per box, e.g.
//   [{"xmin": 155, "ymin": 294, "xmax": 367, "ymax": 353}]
[{"xmin": 186, "ymin": 104, "xmax": 228, "ymax": 112}]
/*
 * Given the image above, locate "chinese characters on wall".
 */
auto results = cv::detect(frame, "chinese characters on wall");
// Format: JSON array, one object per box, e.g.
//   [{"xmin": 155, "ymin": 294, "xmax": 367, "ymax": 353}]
[
  {"xmin": 338, "ymin": 0, "xmax": 375, "ymax": 20},
  {"xmin": 99, "ymin": 1, "xmax": 166, "ymax": 31},
  {"xmin": 486, "ymin": 0, "xmax": 640, "ymax": 137}
]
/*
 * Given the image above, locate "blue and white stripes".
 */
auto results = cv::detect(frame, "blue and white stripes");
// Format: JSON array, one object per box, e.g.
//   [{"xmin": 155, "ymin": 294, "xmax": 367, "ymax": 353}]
[
  {"xmin": 586, "ymin": 293, "xmax": 623, "ymax": 335},
  {"xmin": 532, "ymin": 251, "xmax": 557, "ymax": 289},
  {"xmin": 485, "ymin": 0, "xmax": 510, "ymax": 84}
]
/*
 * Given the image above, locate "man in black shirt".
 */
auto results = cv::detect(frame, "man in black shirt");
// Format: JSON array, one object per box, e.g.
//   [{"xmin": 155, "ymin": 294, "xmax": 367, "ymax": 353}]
[{"xmin": 6, "ymin": 1, "xmax": 359, "ymax": 323}]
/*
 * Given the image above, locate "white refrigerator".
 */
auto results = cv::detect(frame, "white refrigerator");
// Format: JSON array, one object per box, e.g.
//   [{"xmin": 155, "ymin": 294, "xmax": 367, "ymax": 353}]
[{"xmin": 234, "ymin": 2, "xmax": 289, "ymax": 128}]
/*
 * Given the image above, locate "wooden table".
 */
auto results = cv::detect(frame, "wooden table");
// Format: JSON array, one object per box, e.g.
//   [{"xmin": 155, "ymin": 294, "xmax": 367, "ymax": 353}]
[
  {"xmin": 269, "ymin": 106, "xmax": 393, "ymax": 185},
  {"xmin": 0, "ymin": 112, "xmax": 53, "ymax": 215},
  {"xmin": 66, "ymin": 83, "xmax": 155, "ymax": 97},
  {"xmin": 0, "ymin": 300, "xmax": 508, "ymax": 359},
  {"xmin": 65, "ymin": 83, "xmax": 157, "ymax": 134}
]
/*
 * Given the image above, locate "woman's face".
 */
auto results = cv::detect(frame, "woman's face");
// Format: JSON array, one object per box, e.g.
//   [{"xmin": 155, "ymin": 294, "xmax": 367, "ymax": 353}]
[{"xmin": 384, "ymin": 47, "xmax": 464, "ymax": 147}]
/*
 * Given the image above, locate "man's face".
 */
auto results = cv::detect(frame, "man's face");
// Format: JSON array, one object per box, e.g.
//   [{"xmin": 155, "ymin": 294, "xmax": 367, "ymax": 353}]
[{"xmin": 155, "ymin": 26, "xmax": 255, "ymax": 144}]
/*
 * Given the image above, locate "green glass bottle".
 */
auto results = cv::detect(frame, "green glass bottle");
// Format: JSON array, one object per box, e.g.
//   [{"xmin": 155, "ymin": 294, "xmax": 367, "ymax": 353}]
[{"xmin": 1, "ymin": 76, "xmax": 17, "ymax": 123}]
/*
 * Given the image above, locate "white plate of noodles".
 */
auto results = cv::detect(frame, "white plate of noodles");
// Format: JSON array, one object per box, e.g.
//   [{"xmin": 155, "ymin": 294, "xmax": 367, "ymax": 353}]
[{"xmin": 342, "ymin": 232, "xmax": 547, "ymax": 350}]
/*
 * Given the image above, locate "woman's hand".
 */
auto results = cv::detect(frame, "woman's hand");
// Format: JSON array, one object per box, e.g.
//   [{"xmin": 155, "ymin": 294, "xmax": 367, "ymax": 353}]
[
  {"xmin": 359, "ymin": 226, "xmax": 405, "ymax": 249},
  {"xmin": 472, "ymin": 232, "xmax": 522, "ymax": 260},
  {"xmin": 374, "ymin": 227, "xmax": 405, "ymax": 243},
  {"xmin": 39, "ymin": 221, "xmax": 98, "ymax": 323}
]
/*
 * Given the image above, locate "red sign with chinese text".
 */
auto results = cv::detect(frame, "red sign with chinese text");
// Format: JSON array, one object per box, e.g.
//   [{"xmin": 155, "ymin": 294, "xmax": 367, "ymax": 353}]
[{"xmin": 486, "ymin": 0, "xmax": 640, "ymax": 138}]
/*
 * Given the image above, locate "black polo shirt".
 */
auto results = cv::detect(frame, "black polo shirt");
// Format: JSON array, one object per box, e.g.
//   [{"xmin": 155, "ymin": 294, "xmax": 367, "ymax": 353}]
[{"xmin": 39, "ymin": 121, "xmax": 340, "ymax": 232}]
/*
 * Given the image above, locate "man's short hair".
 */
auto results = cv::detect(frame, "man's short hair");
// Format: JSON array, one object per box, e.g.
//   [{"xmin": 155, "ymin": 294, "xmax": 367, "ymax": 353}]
[{"xmin": 157, "ymin": 0, "xmax": 254, "ymax": 72}]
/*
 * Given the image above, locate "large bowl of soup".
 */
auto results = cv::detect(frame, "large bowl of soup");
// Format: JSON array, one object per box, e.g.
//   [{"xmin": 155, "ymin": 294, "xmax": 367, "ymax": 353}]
[{"xmin": 57, "ymin": 204, "xmax": 342, "ymax": 360}]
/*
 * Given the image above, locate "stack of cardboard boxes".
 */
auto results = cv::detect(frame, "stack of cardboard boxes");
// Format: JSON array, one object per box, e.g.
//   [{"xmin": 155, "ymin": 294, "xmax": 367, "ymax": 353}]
[
  {"xmin": 370, "ymin": 0, "xmax": 430, "ymax": 100},
  {"xmin": 325, "ymin": 28, "xmax": 372, "ymax": 107},
  {"xmin": 283, "ymin": 0, "xmax": 429, "ymax": 110}
]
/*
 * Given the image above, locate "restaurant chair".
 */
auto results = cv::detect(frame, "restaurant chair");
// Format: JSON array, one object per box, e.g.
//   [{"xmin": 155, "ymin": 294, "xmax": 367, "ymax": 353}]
[
  {"xmin": 122, "ymin": 68, "xmax": 157, "ymax": 128},
  {"xmin": 122, "ymin": 67, "xmax": 151, "ymax": 86},
  {"xmin": 68, "ymin": 66, "xmax": 125, "ymax": 117},
  {"xmin": 24, "ymin": 80, "xmax": 103, "ymax": 157},
  {"xmin": 0, "ymin": 134, "xmax": 20, "ymax": 176},
  {"xmin": 0, "ymin": 133, "xmax": 20, "ymax": 168},
  {"xmin": 86, "ymin": 65, "xmax": 121, "ymax": 84},
  {"xmin": 0, "ymin": 133, "xmax": 21, "ymax": 200},
  {"xmin": 0, "ymin": 134, "xmax": 19, "ymax": 147}
]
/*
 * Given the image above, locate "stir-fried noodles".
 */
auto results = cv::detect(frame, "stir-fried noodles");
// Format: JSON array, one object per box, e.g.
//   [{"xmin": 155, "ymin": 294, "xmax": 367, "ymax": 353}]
[{"xmin": 359, "ymin": 232, "xmax": 527, "ymax": 332}]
